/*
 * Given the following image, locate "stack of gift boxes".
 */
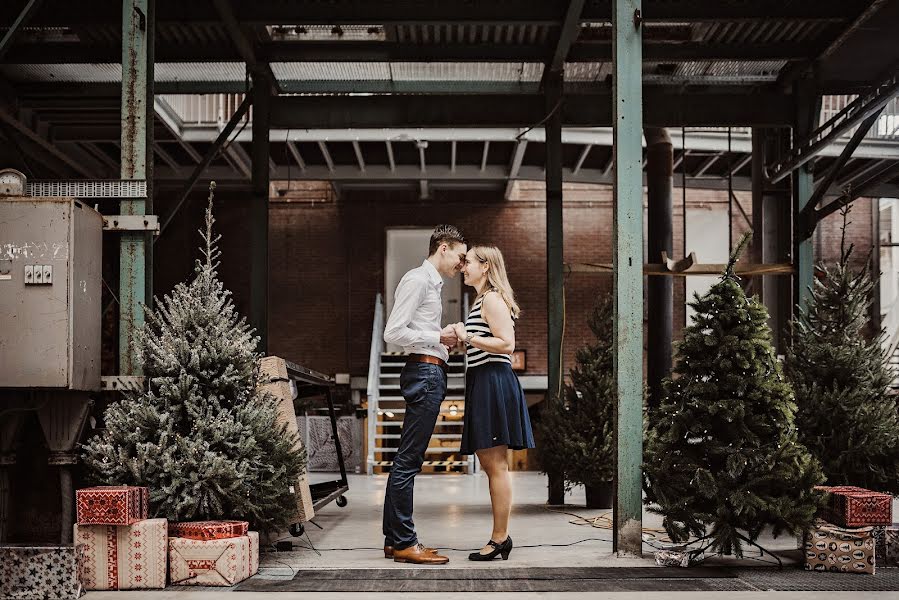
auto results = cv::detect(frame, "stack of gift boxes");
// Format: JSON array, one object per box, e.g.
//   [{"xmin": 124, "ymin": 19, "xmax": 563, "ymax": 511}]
[
  {"xmin": 806, "ymin": 485, "xmax": 896, "ymax": 575},
  {"xmin": 74, "ymin": 485, "xmax": 258, "ymax": 590}
]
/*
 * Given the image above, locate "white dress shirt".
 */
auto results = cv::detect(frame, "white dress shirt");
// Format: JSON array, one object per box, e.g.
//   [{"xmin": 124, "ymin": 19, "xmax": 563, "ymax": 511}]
[{"xmin": 383, "ymin": 259, "xmax": 448, "ymax": 362}]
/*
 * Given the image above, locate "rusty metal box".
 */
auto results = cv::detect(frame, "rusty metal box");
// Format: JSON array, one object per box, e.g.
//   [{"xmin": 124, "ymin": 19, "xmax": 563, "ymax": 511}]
[{"xmin": 0, "ymin": 197, "xmax": 102, "ymax": 390}]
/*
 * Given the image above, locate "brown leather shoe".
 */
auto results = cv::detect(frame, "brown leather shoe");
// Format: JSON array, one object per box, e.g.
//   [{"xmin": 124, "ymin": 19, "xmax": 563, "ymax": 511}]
[
  {"xmin": 384, "ymin": 545, "xmax": 438, "ymax": 559},
  {"xmin": 392, "ymin": 543, "xmax": 449, "ymax": 564}
]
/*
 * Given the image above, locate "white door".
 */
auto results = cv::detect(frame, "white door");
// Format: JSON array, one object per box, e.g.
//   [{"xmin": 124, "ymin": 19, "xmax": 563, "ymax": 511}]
[{"xmin": 385, "ymin": 228, "xmax": 462, "ymax": 352}]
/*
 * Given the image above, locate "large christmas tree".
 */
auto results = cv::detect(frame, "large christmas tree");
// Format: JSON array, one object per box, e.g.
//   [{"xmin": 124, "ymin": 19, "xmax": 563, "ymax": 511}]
[
  {"xmin": 537, "ymin": 292, "xmax": 615, "ymax": 491},
  {"xmin": 785, "ymin": 209, "xmax": 899, "ymax": 492},
  {"xmin": 643, "ymin": 233, "xmax": 823, "ymax": 557},
  {"xmin": 83, "ymin": 184, "xmax": 306, "ymax": 532}
]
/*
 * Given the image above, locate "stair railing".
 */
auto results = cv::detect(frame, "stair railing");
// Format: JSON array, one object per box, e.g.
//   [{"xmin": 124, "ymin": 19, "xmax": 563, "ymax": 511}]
[{"xmin": 366, "ymin": 293, "xmax": 385, "ymax": 474}]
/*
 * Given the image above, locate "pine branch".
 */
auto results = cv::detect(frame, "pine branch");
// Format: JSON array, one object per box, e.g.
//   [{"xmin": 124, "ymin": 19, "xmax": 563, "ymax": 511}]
[{"xmin": 725, "ymin": 230, "xmax": 752, "ymax": 280}]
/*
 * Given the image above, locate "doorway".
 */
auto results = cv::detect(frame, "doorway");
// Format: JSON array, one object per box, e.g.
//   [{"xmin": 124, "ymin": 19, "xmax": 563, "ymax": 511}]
[{"xmin": 384, "ymin": 228, "xmax": 462, "ymax": 352}]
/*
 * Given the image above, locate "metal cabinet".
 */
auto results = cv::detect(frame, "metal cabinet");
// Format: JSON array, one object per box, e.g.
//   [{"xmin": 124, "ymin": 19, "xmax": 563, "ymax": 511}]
[{"xmin": 0, "ymin": 197, "xmax": 102, "ymax": 390}]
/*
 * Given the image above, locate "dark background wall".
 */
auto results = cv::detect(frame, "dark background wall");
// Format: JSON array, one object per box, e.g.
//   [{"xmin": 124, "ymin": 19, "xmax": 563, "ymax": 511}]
[{"xmin": 151, "ymin": 182, "xmax": 876, "ymax": 379}]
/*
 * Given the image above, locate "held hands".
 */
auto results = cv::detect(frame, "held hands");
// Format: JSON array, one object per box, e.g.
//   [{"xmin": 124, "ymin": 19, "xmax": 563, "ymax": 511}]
[{"xmin": 440, "ymin": 324, "xmax": 459, "ymax": 349}]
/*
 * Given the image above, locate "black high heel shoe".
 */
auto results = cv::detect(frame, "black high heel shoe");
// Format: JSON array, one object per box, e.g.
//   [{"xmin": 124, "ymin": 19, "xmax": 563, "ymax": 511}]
[{"xmin": 468, "ymin": 536, "xmax": 513, "ymax": 561}]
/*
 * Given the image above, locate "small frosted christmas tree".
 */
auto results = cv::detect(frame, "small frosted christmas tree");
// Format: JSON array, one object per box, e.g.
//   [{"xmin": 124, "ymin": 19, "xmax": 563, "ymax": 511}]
[
  {"xmin": 785, "ymin": 207, "xmax": 899, "ymax": 492},
  {"xmin": 643, "ymin": 232, "xmax": 823, "ymax": 557},
  {"xmin": 83, "ymin": 183, "xmax": 305, "ymax": 532},
  {"xmin": 537, "ymin": 292, "xmax": 615, "ymax": 497}
]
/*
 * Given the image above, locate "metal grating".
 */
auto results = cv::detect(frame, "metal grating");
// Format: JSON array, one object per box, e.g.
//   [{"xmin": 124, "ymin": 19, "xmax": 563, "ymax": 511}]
[
  {"xmin": 735, "ymin": 567, "xmax": 899, "ymax": 591},
  {"xmin": 26, "ymin": 180, "xmax": 147, "ymax": 198}
]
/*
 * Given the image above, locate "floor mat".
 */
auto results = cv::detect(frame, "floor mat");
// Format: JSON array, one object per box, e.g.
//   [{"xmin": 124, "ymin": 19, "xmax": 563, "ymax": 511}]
[{"xmin": 236, "ymin": 566, "xmax": 744, "ymax": 592}]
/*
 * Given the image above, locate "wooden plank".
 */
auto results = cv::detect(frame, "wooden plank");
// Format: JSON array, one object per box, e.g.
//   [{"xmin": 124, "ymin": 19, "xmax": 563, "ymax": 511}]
[{"xmin": 258, "ymin": 356, "xmax": 315, "ymax": 523}]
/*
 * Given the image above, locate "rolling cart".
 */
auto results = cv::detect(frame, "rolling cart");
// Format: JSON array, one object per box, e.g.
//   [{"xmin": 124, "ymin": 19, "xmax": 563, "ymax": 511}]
[{"xmin": 281, "ymin": 360, "xmax": 350, "ymax": 537}]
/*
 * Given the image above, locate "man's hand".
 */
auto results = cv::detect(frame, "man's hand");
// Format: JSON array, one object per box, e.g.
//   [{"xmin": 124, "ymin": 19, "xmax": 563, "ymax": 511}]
[{"xmin": 440, "ymin": 324, "xmax": 459, "ymax": 348}]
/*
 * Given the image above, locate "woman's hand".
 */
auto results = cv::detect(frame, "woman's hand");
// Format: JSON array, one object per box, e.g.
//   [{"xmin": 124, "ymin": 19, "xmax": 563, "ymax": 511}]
[{"xmin": 452, "ymin": 321, "xmax": 467, "ymax": 342}]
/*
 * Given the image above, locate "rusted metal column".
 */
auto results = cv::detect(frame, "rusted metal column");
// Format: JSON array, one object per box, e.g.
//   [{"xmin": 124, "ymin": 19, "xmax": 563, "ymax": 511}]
[
  {"xmin": 613, "ymin": 0, "xmax": 644, "ymax": 557},
  {"xmin": 119, "ymin": 0, "xmax": 154, "ymax": 373}
]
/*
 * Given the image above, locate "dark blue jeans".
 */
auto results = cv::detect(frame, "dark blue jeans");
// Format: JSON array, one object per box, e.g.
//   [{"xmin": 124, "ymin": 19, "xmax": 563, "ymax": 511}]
[{"xmin": 383, "ymin": 361, "xmax": 447, "ymax": 550}]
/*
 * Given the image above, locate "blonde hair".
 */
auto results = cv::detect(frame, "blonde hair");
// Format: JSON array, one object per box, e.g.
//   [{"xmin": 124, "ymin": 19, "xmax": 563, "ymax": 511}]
[{"xmin": 472, "ymin": 245, "xmax": 521, "ymax": 319}]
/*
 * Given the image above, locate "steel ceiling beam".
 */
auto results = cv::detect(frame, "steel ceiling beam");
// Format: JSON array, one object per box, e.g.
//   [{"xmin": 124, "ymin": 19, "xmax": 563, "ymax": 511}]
[
  {"xmin": 270, "ymin": 91, "xmax": 793, "ymax": 128},
  {"xmin": 0, "ymin": 0, "xmax": 43, "ymax": 61},
  {"xmin": 0, "ymin": 0, "xmax": 854, "ymax": 26},
  {"xmin": 0, "ymin": 40, "xmax": 814, "ymax": 64}
]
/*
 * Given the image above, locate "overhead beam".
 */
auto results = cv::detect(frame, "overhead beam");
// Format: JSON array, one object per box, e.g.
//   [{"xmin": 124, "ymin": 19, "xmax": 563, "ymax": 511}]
[
  {"xmin": 385, "ymin": 140, "xmax": 395, "ymax": 172},
  {"xmin": 270, "ymin": 92, "xmax": 794, "ymax": 128},
  {"xmin": 1, "ymin": 1, "xmax": 854, "ymax": 27},
  {"xmin": 286, "ymin": 141, "xmax": 305, "ymax": 171},
  {"xmin": 815, "ymin": 161, "xmax": 899, "ymax": 224},
  {"xmin": 572, "ymin": 144, "xmax": 592, "ymax": 175},
  {"xmin": 210, "ymin": 0, "xmax": 279, "ymax": 93},
  {"xmin": 544, "ymin": 0, "xmax": 586, "ymax": 85},
  {"xmin": 0, "ymin": 41, "xmax": 815, "ymax": 64},
  {"xmin": 798, "ymin": 107, "xmax": 883, "ymax": 238},
  {"xmin": 318, "ymin": 141, "xmax": 335, "ymax": 172},
  {"xmin": 159, "ymin": 94, "xmax": 251, "ymax": 236},
  {"xmin": 0, "ymin": 0, "xmax": 43, "ymax": 61},
  {"xmin": 768, "ymin": 71, "xmax": 899, "ymax": 183},
  {"xmin": 693, "ymin": 153, "xmax": 721, "ymax": 177},
  {"xmin": 504, "ymin": 139, "xmax": 529, "ymax": 199},
  {"xmin": 352, "ymin": 140, "xmax": 366, "ymax": 172}
]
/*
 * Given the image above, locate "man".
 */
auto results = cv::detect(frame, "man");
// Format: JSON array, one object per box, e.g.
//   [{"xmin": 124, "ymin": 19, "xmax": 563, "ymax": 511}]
[{"xmin": 382, "ymin": 224, "xmax": 467, "ymax": 565}]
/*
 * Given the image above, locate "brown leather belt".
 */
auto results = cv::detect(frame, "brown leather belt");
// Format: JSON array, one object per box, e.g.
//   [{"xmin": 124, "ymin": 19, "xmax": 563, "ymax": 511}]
[{"xmin": 407, "ymin": 353, "xmax": 448, "ymax": 371}]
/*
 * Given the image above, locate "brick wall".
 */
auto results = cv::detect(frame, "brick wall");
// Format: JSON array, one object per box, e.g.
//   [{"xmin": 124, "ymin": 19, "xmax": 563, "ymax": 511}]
[{"xmin": 151, "ymin": 182, "xmax": 875, "ymax": 380}]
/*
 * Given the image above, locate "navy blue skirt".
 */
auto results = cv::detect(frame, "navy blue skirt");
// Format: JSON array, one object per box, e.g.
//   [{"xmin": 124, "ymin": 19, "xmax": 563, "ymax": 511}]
[{"xmin": 460, "ymin": 361, "xmax": 536, "ymax": 455}]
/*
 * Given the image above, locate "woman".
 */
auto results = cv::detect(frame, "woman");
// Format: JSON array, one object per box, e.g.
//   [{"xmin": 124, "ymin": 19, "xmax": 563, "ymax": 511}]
[{"xmin": 452, "ymin": 245, "xmax": 535, "ymax": 562}]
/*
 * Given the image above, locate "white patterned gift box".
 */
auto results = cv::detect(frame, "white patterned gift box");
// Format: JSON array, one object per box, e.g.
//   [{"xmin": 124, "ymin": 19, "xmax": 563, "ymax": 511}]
[
  {"xmin": 0, "ymin": 544, "xmax": 84, "ymax": 599},
  {"xmin": 169, "ymin": 531, "xmax": 259, "ymax": 586},
  {"xmin": 74, "ymin": 518, "xmax": 168, "ymax": 590}
]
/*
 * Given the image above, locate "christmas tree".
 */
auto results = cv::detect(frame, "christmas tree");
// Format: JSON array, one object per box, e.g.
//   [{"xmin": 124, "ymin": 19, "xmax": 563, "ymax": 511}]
[
  {"xmin": 82, "ymin": 184, "xmax": 306, "ymax": 532},
  {"xmin": 643, "ymin": 232, "xmax": 823, "ymax": 557},
  {"xmin": 785, "ymin": 208, "xmax": 899, "ymax": 492},
  {"xmin": 537, "ymin": 292, "xmax": 615, "ymax": 492}
]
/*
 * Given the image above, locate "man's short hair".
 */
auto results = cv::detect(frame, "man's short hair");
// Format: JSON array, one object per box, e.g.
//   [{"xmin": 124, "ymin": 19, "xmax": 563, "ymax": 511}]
[{"xmin": 428, "ymin": 224, "xmax": 466, "ymax": 256}]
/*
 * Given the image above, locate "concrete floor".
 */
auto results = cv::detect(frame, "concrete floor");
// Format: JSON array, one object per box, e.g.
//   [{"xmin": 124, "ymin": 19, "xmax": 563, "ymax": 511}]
[
  {"xmin": 83, "ymin": 472, "xmax": 899, "ymax": 598},
  {"xmin": 258, "ymin": 471, "xmax": 799, "ymax": 573}
]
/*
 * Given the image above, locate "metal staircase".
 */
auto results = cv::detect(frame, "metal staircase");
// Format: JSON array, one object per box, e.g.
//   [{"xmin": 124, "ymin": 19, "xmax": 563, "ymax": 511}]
[{"xmin": 366, "ymin": 294, "xmax": 475, "ymax": 474}]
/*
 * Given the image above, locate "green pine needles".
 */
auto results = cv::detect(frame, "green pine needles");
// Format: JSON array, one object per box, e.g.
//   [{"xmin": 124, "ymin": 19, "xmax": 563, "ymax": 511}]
[
  {"xmin": 644, "ymin": 231, "xmax": 823, "ymax": 557},
  {"xmin": 785, "ymin": 208, "xmax": 899, "ymax": 492},
  {"xmin": 82, "ymin": 183, "xmax": 306, "ymax": 532},
  {"xmin": 537, "ymin": 292, "xmax": 615, "ymax": 488}
]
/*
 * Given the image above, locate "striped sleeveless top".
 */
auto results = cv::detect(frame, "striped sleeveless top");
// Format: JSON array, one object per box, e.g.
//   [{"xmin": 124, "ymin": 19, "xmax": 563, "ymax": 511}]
[{"xmin": 465, "ymin": 290, "xmax": 513, "ymax": 369}]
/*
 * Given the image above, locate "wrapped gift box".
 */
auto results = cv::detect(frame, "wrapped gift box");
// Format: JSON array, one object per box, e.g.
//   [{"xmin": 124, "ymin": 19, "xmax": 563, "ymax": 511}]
[
  {"xmin": 816, "ymin": 485, "xmax": 892, "ymax": 527},
  {"xmin": 884, "ymin": 525, "xmax": 899, "ymax": 566},
  {"xmin": 76, "ymin": 485, "xmax": 149, "ymax": 526},
  {"xmin": 169, "ymin": 520, "xmax": 249, "ymax": 541},
  {"xmin": 259, "ymin": 356, "xmax": 315, "ymax": 523},
  {"xmin": 170, "ymin": 531, "xmax": 259, "ymax": 586},
  {"xmin": 804, "ymin": 519, "xmax": 876, "ymax": 574},
  {"xmin": 0, "ymin": 544, "xmax": 84, "ymax": 599},
  {"xmin": 74, "ymin": 518, "xmax": 167, "ymax": 590}
]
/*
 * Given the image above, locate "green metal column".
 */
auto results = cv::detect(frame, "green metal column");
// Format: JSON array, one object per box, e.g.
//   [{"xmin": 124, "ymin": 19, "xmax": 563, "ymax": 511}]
[
  {"xmin": 250, "ymin": 69, "xmax": 271, "ymax": 352},
  {"xmin": 119, "ymin": 0, "xmax": 153, "ymax": 374},
  {"xmin": 544, "ymin": 70, "xmax": 565, "ymax": 505},
  {"xmin": 612, "ymin": 0, "xmax": 643, "ymax": 557},
  {"xmin": 794, "ymin": 84, "xmax": 819, "ymax": 314}
]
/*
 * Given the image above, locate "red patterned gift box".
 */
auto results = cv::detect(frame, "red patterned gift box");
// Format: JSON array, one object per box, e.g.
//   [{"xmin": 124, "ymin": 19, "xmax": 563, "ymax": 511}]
[
  {"xmin": 169, "ymin": 520, "xmax": 249, "ymax": 541},
  {"xmin": 74, "ymin": 518, "xmax": 167, "ymax": 590},
  {"xmin": 76, "ymin": 486, "xmax": 148, "ymax": 526},
  {"xmin": 817, "ymin": 486, "xmax": 893, "ymax": 527},
  {"xmin": 169, "ymin": 531, "xmax": 259, "ymax": 586}
]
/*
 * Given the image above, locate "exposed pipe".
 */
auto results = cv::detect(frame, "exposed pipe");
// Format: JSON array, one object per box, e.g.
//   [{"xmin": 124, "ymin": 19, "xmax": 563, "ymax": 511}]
[{"xmin": 644, "ymin": 127, "xmax": 673, "ymax": 410}]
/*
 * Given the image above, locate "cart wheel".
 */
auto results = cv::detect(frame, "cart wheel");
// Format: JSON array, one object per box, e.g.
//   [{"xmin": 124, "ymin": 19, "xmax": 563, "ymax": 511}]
[
  {"xmin": 336, "ymin": 495, "xmax": 348, "ymax": 507},
  {"xmin": 289, "ymin": 523, "xmax": 305, "ymax": 537}
]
